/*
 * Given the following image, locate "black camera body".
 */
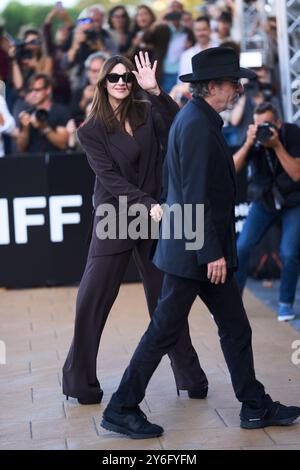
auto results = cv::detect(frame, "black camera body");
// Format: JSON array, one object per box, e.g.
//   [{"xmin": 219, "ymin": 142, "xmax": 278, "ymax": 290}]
[
  {"xmin": 255, "ymin": 121, "xmax": 277, "ymax": 145},
  {"xmin": 15, "ymin": 40, "xmax": 34, "ymax": 61},
  {"xmin": 164, "ymin": 12, "xmax": 182, "ymax": 21},
  {"xmin": 84, "ymin": 29, "xmax": 98, "ymax": 42},
  {"xmin": 34, "ymin": 109, "xmax": 49, "ymax": 124}
]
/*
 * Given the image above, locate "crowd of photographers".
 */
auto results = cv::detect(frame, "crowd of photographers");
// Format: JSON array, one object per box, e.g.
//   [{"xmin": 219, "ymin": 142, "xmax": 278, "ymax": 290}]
[
  {"xmin": 0, "ymin": 1, "xmax": 299, "ymax": 319},
  {"xmin": 0, "ymin": 0, "xmax": 281, "ymax": 155}
]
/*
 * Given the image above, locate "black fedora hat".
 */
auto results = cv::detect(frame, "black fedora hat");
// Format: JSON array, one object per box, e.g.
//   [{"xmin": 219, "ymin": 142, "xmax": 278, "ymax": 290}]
[{"xmin": 179, "ymin": 47, "xmax": 256, "ymax": 83}]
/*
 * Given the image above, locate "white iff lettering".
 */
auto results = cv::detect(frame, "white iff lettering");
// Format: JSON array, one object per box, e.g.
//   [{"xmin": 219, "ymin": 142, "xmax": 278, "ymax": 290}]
[
  {"xmin": 13, "ymin": 197, "xmax": 46, "ymax": 244},
  {"xmin": 49, "ymin": 195, "xmax": 82, "ymax": 242},
  {"xmin": 0, "ymin": 199, "xmax": 10, "ymax": 245}
]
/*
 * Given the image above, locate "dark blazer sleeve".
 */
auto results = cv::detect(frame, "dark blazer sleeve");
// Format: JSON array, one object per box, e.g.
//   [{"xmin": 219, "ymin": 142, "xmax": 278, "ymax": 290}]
[
  {"xmin": 147, "ymin": 90, "xmax": 179, "ymax": 140},
  {"xmin": 178, "ymin": 119, "xmax": 223, "ymax": 265},
  {"xmin": 77, "ymin": 122, "xmax": 157, "ymax": 211},
  {"xmin": 147, "ymin": 91, "xmax": 179, "ymax": 204}
]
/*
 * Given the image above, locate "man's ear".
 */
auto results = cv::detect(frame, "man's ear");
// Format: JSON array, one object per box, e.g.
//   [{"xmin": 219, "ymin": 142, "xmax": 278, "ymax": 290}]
[
  {"xmin": 208, "ymin": 80, "xmax": 215, "ymax": 95},
  {"xmin": 276, "ymin": 119, "xmax": 282, "ymax": 129}
]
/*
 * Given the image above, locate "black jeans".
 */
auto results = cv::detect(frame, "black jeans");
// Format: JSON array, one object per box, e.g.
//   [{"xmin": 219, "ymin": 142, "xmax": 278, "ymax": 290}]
[{"xmin": 109, "ymin": 272, "xmax": 266, "ymax": 411}]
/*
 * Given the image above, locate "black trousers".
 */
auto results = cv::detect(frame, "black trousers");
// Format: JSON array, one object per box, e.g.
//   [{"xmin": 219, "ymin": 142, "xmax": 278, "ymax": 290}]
[
  {"xmin": 109, "ymin": 272, "xmax": 266, "ymax": 411},
  {"xmin": 62, "ymin": 240, "xmax": 207, "ymax": 401}
]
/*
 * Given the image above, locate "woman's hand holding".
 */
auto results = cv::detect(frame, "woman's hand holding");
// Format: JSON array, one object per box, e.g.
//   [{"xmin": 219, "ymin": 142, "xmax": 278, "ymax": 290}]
[{"xmin": 150, "ymin": 204, "xmax": 163, "ymax": 223}]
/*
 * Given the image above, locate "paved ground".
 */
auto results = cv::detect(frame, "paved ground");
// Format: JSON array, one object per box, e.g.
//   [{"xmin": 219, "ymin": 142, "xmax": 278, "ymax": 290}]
[
  {"xmin": 247, "ymin": 278, "xmax": 300, "ymax": 332},
  {"xmin": 0, "ymin": 283, "xmax": 300, "ymax": 450}
]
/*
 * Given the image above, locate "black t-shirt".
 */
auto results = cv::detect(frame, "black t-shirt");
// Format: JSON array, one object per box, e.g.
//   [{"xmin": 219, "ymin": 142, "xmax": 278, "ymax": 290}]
[
  {"xmin": 247, "ymin": 122, "xmax": 300, "ymax": 209},
  {"xmin": 17, "ymin": 102, "xmax": 71, "ymax": 153}
]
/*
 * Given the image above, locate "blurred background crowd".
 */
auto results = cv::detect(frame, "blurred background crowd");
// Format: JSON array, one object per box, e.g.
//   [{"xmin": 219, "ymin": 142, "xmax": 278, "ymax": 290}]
[{"xmin": 0, "ymin": 0, "xmax": 282, "ymax": 156}]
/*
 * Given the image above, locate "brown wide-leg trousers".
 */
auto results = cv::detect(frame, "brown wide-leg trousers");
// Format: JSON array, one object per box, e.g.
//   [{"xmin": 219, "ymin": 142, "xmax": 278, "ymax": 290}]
[{"xmin": 62, "ymin": 239, "xmax": 207, "ymax": 401}]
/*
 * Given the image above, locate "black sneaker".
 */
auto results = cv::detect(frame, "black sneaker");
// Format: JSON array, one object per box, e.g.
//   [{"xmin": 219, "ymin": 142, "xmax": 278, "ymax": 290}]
[
  {"xmin": 240, "ymin": 395, "xmax": 300, "ymax": 429},
  {"xmin": 101, "ymin": 406, "xmax": 164, "ymax": 439}
]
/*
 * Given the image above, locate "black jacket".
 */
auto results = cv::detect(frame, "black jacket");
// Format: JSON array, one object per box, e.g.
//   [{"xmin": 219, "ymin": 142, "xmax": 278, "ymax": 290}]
[
  {"xmin": 247, "ymin": 123, "xmax": 300, "ymax": 209},
  {"xmin": 152, "ymin": 97, "xmax": 238, "ymax": 281},
  {"xmin": 77, "ymin": 90, "xmax": 178, "ymax": 256}
]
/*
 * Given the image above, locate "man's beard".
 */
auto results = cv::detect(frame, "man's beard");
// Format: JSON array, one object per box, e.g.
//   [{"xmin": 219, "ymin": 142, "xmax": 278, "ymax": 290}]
[{"xmin": 226, "ymin": 93, "xmax": 241, "ymax": 110}]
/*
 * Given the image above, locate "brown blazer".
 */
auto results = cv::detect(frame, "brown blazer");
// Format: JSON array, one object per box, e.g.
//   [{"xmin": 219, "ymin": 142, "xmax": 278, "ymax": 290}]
[{"xmin": 77, "ymin": 90, "xmax": 178, "ymax": 256}]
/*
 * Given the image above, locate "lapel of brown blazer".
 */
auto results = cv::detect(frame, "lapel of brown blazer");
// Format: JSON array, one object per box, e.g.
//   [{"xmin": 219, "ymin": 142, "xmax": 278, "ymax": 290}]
[
  {"xmin": 96, "ymin": 111, "xmax": 154, "ymax": 190},
  {"xmin": 134, "ymin": 117, "xmax": 154, "ymax": 188}
]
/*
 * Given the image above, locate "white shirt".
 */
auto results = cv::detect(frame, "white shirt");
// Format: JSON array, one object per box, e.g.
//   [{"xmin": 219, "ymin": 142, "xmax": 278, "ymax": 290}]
[
  {"xmin": 0, "ymin": 95, "xmax": 15, "ymax": 157},
  {"xmin": 178, "ymin": 41, "xmax": 218, "ymax": 82}
]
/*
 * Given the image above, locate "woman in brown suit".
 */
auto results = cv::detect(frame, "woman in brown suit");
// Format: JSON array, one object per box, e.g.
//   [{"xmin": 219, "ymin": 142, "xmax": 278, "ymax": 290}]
[{"xmin": 62, "ymin": 52, "xmax": 208, "ymax": 404}]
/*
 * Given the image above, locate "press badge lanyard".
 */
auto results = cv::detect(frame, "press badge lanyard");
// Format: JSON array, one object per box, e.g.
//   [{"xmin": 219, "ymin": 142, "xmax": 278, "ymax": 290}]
[{"xmin": 265, "ymin": 149, "xmax": 282, "ymax": 210}]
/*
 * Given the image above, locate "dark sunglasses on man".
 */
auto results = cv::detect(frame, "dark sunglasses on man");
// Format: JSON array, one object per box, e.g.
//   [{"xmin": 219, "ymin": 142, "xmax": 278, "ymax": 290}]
[
  {"xmin": 223, "ymin": 77, "xmax": 242, "ymax": 87},
  {"xmin": 106, "ymin": 72, "xmax": 135, "ymax": 84}
]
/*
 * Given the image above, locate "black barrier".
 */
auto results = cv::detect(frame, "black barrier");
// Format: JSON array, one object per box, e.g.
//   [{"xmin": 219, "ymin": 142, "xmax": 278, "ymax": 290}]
[
  {"xmin": 0, "ymin": 152, "xmax": 278, "ymax": 288},
  {"xmin": 0, "ymin": 153, "xmax": 145, "ymax": 288}
]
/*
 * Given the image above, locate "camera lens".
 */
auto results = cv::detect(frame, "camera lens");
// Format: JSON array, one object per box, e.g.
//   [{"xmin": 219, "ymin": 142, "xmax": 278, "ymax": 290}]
[
  {"xmin": 84, "ymin": 30, "xmax": 98, "ymax": 42},
  {"xmin": 256, "ymin": 122, "xmax": 274, "ymax": 144},
  {"xmin": 35, "ymin": 109, "xmax": 49, "ymax": 123}
]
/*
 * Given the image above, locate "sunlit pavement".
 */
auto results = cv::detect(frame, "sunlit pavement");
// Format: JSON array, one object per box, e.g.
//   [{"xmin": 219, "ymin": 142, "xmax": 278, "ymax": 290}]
[{"xmin": 0, "ymin": 283, "xmax": 300, "ymax": 450}]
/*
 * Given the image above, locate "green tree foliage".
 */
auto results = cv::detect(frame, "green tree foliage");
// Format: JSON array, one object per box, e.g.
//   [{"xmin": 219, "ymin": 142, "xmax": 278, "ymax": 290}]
[
  {"xmin": 76, "ymin": 0, "xmax": 140, "ymax": 11},
  {"xmin": 2, "ymin": 1, "xmax": 80, "ymax": 38}
]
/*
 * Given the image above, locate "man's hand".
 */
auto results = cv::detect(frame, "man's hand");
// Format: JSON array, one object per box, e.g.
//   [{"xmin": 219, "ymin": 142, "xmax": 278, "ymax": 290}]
[
  {"xmin": 245, "ymin": 124, "xmax": 257, "ymax": 147},
  {"xmin": 0, "ymin": 112, "xmax": 4, "ymax": 127},
  {"xmin": 262, "ymin": 126, "xmax": 280, "ymax": 149},
  {"xmin": 150, "ymin": 204, "xmax": 163, "ymax": 223},
  {"xmin": 30, "ymin": 114, "xmax": 45, "ymax": 130},
  {"xmin": 18, "ymin": 111, "xmax": 31, "ymax": 129},
  {"xmin": 207, "ymin": 257, "xmax": 227, "ymax": 284}
]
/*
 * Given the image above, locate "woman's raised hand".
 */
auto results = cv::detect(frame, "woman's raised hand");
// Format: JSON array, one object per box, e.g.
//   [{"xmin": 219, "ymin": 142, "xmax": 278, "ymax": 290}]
[{"xmin": 132, "ymin": 51, "xmax": 160, "ymax": 95}]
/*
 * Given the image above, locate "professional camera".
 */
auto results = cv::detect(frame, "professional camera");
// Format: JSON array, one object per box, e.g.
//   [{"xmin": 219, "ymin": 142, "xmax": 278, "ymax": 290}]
[
  {"xmin": 255, "ymin": 121, "xmax": 277, "ymax": 145},
  {"xmin": 164, "ymin": 12, "xmax": 182, "ymax": 21},
  {"xmin": 14, "ymin": 40, "xmax": 34, "ymax": 61},
  {"xmin": 34, "ymin": 109, "xmax": 49, "ymax": 124},
  {"xmin": 84, "ymin": 29, "xmax": 98, "ymax": 42}
]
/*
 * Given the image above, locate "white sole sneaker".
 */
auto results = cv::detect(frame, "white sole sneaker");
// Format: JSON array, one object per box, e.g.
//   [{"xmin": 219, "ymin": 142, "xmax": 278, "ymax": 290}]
[{"xmin": 278, "ymin": 315, "xmax": 295, "ymax": 322}]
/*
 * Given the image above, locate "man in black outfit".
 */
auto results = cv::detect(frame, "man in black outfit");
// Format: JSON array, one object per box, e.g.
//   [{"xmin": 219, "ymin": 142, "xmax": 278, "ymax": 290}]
[
  {"xmin": 16, "ymin": 73, "xmax": 70, "ymax": 153},
  {"xmin": 101, "ymin": 48, "xmax": 300, "ymax": 439}
]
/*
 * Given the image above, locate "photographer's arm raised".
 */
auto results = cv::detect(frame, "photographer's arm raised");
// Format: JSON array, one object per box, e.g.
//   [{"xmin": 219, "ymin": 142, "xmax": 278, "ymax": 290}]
[
  {"xmin": 233, "ymin": 124, "xmax": 257, "ymax": 173},
  {"xmin": 29, "ymin": 113, "xmax": 68, "ymax": 150},
  {"xmin": 41, "ymin": 126, "xmax": 69, "ymax": 150},
  {"xmin": 16, "ymin": 112, "xmax": 69, "ymax": 151},
  {"xmin": 16, "ymin": 111, "xmax": 31, "ymax": 151},
  {"xmin": 67, "ymin": 27, "xmax": 84, "ymax": 64},
  {"xmin": 265, "ymin": 127, "xmax": 300, "ymax": 182},
  {"xmin": 273, "ymin": 141, "xmax": 300, "ymax": 182},
  {"xmin": 230, "ymin": 95, "xmax": 247, "ymax": 126},
  {"xmin": 8, "ymin": 47, "xmax": 24, "ymax": 91}
]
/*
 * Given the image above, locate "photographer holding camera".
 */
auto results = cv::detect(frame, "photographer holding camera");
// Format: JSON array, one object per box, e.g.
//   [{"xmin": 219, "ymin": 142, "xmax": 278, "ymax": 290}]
[
  {"xmin": 64, "ymin": 6, "xmax": 117, "ymax": 91},
  {"xmin": 9, "ymin": 29, "xmax": 53, "ymax": 97},
  {"xmin": 16, "ymin": 73, "xmax": 70, "ymax": 153},
  {"xmin": 233, "ymin": 102, "xmax": 300, "ymax": 321},
  {"xmin": 230, "ymin": 66, "xmax": 281, "ymax": 147}
]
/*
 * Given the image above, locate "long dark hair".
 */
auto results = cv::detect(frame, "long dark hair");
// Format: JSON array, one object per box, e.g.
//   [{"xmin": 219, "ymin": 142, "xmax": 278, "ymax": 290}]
[
  {"xmin": 88, "ymin": 55, "xmax": 148, "ymax": 133},
  {"xmin": 131, "ymin": 5, "xmax": 156, "ymax": 35},
  {"xmin": 108, "ymin": 6, "xmax": 131, "ymax": 33}
]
